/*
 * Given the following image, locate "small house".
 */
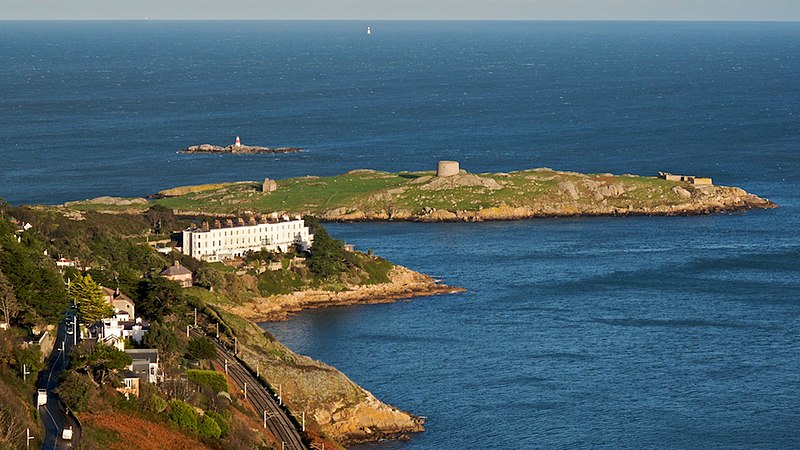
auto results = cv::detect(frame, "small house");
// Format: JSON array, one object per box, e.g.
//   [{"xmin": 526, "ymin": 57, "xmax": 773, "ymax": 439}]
[
  {"xmin": 161, "ymin": 261, "xmax": 193, "ymax": 288},
  {"xmin": 125, "ymin": 349, "xmax": 160, "ymax": 384}
]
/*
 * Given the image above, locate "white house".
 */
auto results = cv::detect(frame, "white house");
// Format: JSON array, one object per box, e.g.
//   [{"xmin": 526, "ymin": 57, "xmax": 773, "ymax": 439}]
[
  {"xmin": 125, "ymin": 349, "xmax": 160, "ymax": 384},
  {"xmin": 182, "ymin": 215, "xmax": 313, "ymax": 262}
]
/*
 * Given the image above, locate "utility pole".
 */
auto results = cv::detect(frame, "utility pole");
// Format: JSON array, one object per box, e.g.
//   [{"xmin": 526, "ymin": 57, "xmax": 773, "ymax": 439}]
[
  {"xmin": 215, "ymin": 323, "xmax": 219, "ymax": 339},
  {"xmin": 263, "ymin": 410, "xmax": 266, "ymax": 429},
  {"xmin": 301, "ymin": 411, "xmax": 305, "ymax": 432},
  {"xmin": 193, "ymin": 308, "xmax": 197, "ymax": 327},
  {"xmin": 278, "ymin": 383, "xmax": 282, "ymax": 405},
  {"xmin": 244, "ymin": 382, "xmax": 247, "ymax": 400},
  {"xmin": 224, "ymin": 359, "xmax": 228, "ymax": 375},
  {"xmin": 26, "ymin": 428, "xmax": 33, "ymax": 449},
  {"xmin": 256, "ymin": 363, "xmax": 259, "ymax": 378},
  {"xmin": 234, "ymin": 337, "xmax": 237, "ymax": 355},
  {"xmin": 186, "ymin": 325, "xmax": 190, "ymax": 337},
  {"xmin": 73, "ymin": 314, "xmax": 77, "ymax": 346},
  {"xmin": 22, "ymin": 364, "xmax": 29, "ymax": 382}
]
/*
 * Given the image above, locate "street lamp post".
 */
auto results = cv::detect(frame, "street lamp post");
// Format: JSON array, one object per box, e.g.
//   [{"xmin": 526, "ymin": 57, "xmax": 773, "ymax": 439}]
[{"xmin": 26, "ymin": 428, "xmax": 33, "ymax": 449}]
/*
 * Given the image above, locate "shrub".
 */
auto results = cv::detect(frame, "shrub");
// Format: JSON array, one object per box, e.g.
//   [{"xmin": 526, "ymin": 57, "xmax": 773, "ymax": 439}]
[
  {"xmin": 205, "ymin": 410, "xmax": 230, "ymax": 438},
  {"xmin": 169, "ymin": 400, "xmax": 198, "ymax": 433},
  {"xmin": 198, "ymin": 414, "xmax": 222, "ymax": 439},
  {"xmin": 186, "ymin": 369, "xmax": 228, "ymax": 393}
]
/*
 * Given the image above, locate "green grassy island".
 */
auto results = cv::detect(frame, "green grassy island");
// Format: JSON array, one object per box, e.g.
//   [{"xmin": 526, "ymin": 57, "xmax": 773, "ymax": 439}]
[{"xmin": 67, "ymin": 164, "xmax": 775, "ymax": 220}]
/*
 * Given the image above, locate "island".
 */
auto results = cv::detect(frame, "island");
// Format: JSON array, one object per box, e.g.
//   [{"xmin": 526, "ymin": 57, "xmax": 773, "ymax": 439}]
[
  {"xmin": 180, "ymin": 136, "xmax": 302, "ymax": 155},
  {"xmin": 66, "ymin": 161, "xmax": 776, "ymax": 219}
]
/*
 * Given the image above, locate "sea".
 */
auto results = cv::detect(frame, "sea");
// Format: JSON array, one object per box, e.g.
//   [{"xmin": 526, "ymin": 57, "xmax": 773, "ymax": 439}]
[{"xmin": 1, "ymin": 20, "xmax": 798, "ymax": 449}]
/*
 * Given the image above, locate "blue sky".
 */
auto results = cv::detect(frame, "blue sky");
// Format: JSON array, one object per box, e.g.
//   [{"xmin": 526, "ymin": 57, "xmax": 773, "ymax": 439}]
[{"xmin": 2, "ymin": 0, "xmax": 799, "ymax": 21}]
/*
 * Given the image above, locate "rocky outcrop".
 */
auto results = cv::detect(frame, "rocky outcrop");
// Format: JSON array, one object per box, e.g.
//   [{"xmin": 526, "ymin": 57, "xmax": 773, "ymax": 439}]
[
  {"xmin": 180, "ymin": 144, "xmax": 302, "ymax": 154},
  {"xmin": 228, "ymin": 266, "xmax": 463, "ymax": 322}
]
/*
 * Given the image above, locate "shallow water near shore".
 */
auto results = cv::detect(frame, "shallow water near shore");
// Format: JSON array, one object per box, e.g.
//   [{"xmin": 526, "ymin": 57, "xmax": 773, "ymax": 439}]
[{"xmin": 2, "ymin": 20, "xmax": 799, "ymax": 449}]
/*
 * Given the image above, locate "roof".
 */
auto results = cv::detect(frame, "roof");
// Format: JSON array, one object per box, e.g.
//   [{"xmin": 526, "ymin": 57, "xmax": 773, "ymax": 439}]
[
  {"xmin": 161, "ymin": 262, "xmax": 192, "ymax": 276},
  {"xmin": 101, "ymin": 287, "xmax": 134, "ymax": 303},
  {"xmin": 120, "ymin": 369, "xmax": 139, "ymax": 379},
  {"xmin": 124, "ymin": 349, "xmax": 159, "ymax": 362}
]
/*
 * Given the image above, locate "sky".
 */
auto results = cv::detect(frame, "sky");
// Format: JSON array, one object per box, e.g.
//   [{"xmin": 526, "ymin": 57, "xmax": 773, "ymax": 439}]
[{"xmin": 1, "ymin": 0, "xmax": 799, "ymax": 21}]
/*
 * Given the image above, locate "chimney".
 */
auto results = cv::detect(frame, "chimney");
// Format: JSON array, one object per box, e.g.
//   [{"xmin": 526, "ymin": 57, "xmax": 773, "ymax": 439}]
[
  {"xmin": 237, "ymin": 217, "xmax": 245, "ymax": 226},
  {"xmin": 201, "ymin": 221, "xmax": 210, "ymax": 231},
  {"xmin": 214, "ymin": 220, "xmax": 221, "ymax": 229},
  {"xmin": 248, "ymin": 216, "xmax": 257, "ymax": 226},
  {"xmin": 226, "ymin": 218, "xmax": 234, "ymax": 228}
]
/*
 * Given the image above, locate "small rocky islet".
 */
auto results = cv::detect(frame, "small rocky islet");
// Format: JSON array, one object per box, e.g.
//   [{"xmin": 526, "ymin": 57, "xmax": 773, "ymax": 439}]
[{"xmin": 179, "ymin": 136, "xmax": 302, "ymax": 155}]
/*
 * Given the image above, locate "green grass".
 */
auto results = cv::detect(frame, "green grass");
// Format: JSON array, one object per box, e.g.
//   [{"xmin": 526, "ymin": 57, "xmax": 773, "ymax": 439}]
[{"xmin": 63, "ymin": 167, "xmax": 712, "ymax": 217}]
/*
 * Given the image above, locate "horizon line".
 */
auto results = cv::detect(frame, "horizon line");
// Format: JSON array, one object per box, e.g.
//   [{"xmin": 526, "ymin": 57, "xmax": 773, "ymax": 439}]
[{"xmin": 2, "ymin": 18, "xmax": 799, "ymax": 23}]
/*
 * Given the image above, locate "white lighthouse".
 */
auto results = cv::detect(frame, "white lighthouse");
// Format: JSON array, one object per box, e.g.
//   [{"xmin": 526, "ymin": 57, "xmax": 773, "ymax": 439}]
[{"xmin": 234, "ymin": 136, "xmax": 241, "ymax": 147}]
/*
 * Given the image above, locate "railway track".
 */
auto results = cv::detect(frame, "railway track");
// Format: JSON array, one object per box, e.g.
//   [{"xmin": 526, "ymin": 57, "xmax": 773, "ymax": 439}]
[{"xmin": 190, "ymin": 328, "xmax": 308, "ymax": 449}]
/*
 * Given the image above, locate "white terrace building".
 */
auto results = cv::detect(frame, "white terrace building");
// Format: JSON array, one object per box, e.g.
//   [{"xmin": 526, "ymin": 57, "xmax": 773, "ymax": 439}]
[{"xmin": 182, "ymin": 215, "xmax": 313, "ymax": 262}]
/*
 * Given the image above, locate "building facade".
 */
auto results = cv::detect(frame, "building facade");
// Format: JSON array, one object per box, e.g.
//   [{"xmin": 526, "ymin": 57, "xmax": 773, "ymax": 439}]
[{"xmin": 182, "ymin": 216, "xmax": 313, "ymax": 262}]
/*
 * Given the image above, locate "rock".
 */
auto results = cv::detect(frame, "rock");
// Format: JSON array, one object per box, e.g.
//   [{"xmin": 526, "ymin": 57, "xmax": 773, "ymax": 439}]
[
  {"xmin": 557, "ymin": 181, "xmax": 580, "ymax": 200},
  {"xmin": 672, "ymin": 186, "xmax": 692, "ymax": 199},
  {"xmin": 596, "ymin": 184, "xmax": 625, "ymax": 198}
]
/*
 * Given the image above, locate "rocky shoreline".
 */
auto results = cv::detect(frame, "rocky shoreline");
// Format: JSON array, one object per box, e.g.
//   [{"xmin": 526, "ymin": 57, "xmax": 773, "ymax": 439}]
[
  {"xmin": 227, "ymin": 266, "xmax": 464, "ymax": 322},
  {"xmin": 221, "ymin": 265, "xmax": 462, "ymax": 447},
  {"xmin": 179, "ymin": 143, "xmax": 302, "ymax": 154}
]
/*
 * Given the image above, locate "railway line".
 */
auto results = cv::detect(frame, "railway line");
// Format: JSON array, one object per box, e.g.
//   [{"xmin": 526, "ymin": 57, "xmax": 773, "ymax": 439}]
[{"xmin": 190, "ymin": 328, "xmax": 308, "ymax": 450}]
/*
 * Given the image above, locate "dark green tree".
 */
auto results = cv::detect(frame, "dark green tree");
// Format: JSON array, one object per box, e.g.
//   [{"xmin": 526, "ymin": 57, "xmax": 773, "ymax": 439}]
[
  {"xmin": 143, "ymin": 321, "xmax": 182, "ymax": 356},
  {"xmin": 69, "ymin": 274, "xmax": 112, "ymax": 325},
  {"xmin": 0, "ymin": 270, "xmax": 19, "ymax": 328},
  {"xmin": 56, "ymin": 371, "xmax": 94, "ymax": 412},
  {"xmin": 136, "ymin": 276, "xmax": 184, "ymax": 320},
  {"xmin": 306, "ymin": 223, "xmax": 350, "ymax": 278},
  {"xmin": 72, "ymin": 343, "xmax": 132, "ymax": 386},
  {"xmin": 186, "ymin": 336, "xmax": 216, "ymax": 366}
]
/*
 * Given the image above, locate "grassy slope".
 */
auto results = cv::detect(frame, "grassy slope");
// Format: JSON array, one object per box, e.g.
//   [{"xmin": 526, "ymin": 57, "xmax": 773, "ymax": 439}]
[{"xmin": 67, "ymin": 168, "xmax": 701, "ymax": 216}]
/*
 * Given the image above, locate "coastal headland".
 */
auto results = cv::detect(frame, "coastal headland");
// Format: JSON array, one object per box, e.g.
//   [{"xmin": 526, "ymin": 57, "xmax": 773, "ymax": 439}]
[{"xmin": 65, "ymin": 164, "xmax": 776, "ymax": 219}]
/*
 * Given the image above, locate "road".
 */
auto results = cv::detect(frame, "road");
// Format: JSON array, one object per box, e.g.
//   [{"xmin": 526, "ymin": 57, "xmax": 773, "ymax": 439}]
[
  {"xmin": 38, "ymin": 318, "xmax": 81, "ymax": 449},
  {"xmin": 190, "ymin": 328, "xmax": 308, "ymax": 450}
]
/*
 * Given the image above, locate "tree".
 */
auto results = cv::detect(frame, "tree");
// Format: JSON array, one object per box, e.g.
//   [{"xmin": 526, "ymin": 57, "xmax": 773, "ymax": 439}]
[
  {"xmin": 72, "ymin": 343, "xmax": 132, "ymax": 386},
  {"xmin": 194, "ymin": 266, "xmax": 222, "ymax": 290},
  {"xmin": 56, "ymin": 370, "xmax": 93, "ymax": 412},
  {"xmin": 145, "ymin": 205, "xmax": 176, "ymax": 234},
  {"xmin": 0, "ymin": 270, "xmax": 19, "ymax": 328},
  {"xmin": 306, "ymin": 223, "xmax": 350, "ymax": 278},
  {"xmin": 186, "ymin": 336, "xmax": 216, "ymax": 366},
  {"xmin": 136, "ymin": 276, "xmax": 184, "ymax": 320},
  {"xmin": 143, "ymin": 321, "xmax": 182, "ymax": 356},
  {"xmin": 69, "ymin": 274, "xmax": 112, "ymax": 325}
]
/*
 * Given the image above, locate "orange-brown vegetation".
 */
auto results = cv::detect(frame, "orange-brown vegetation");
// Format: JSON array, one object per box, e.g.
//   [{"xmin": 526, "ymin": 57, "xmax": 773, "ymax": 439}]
[{"xmin": 82, "ymin": 412, "xmax": 214, "ymax": 450}]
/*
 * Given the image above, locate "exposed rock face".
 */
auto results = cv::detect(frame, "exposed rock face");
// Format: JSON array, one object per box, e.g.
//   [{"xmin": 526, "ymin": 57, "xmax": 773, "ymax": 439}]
[
  {"xmin": 230, "ymin": 266, "xmax": 462, "ymax": 322},
  {"xmin": 420, "ymin": 173, "xmax": 503, "ymax": 191},
  {"xmin": 64, "ymin": 196, "xmax": 148, "ymax": 206},
  {"xmin": 673, "ymin": 186, "xmax": 692, "ymax": 199}
]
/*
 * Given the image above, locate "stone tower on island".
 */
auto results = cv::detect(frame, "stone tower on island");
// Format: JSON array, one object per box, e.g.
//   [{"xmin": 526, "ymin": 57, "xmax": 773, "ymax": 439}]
[{"xmin": 436, "ymin": 160, "xmax": 460, "ymax": 178}]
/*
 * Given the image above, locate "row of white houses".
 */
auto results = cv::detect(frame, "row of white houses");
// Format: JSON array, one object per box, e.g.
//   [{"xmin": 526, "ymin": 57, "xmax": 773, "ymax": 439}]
[{"xmin": 181, "ymin": 215, "xmax": 313, "ymax": 262}]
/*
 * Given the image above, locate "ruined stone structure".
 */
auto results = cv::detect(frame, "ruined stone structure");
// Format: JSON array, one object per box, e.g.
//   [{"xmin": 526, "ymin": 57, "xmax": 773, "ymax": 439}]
[
  {"xmin": 263, "ymin": 177, "xmax": 278, "ymax": 193},
  {"xmin": 658, "ymin": 172, "xmax": 713, "ymax": 186},
  {"xmin": 436, "ymin": 160, "xmax": 460, "ymax": 178}
]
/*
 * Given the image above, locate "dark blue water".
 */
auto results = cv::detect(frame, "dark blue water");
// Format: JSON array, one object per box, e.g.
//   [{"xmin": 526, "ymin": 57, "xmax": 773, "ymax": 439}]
[{"xmin": 1, "ymin": 20, "xmax": 799, "ymax": 448}]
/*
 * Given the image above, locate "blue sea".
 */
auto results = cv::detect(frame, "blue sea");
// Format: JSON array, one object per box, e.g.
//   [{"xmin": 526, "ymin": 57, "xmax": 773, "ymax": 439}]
[{"xmin": 1, "ymin": 20, "xmax": 798, "ymax": 449}]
